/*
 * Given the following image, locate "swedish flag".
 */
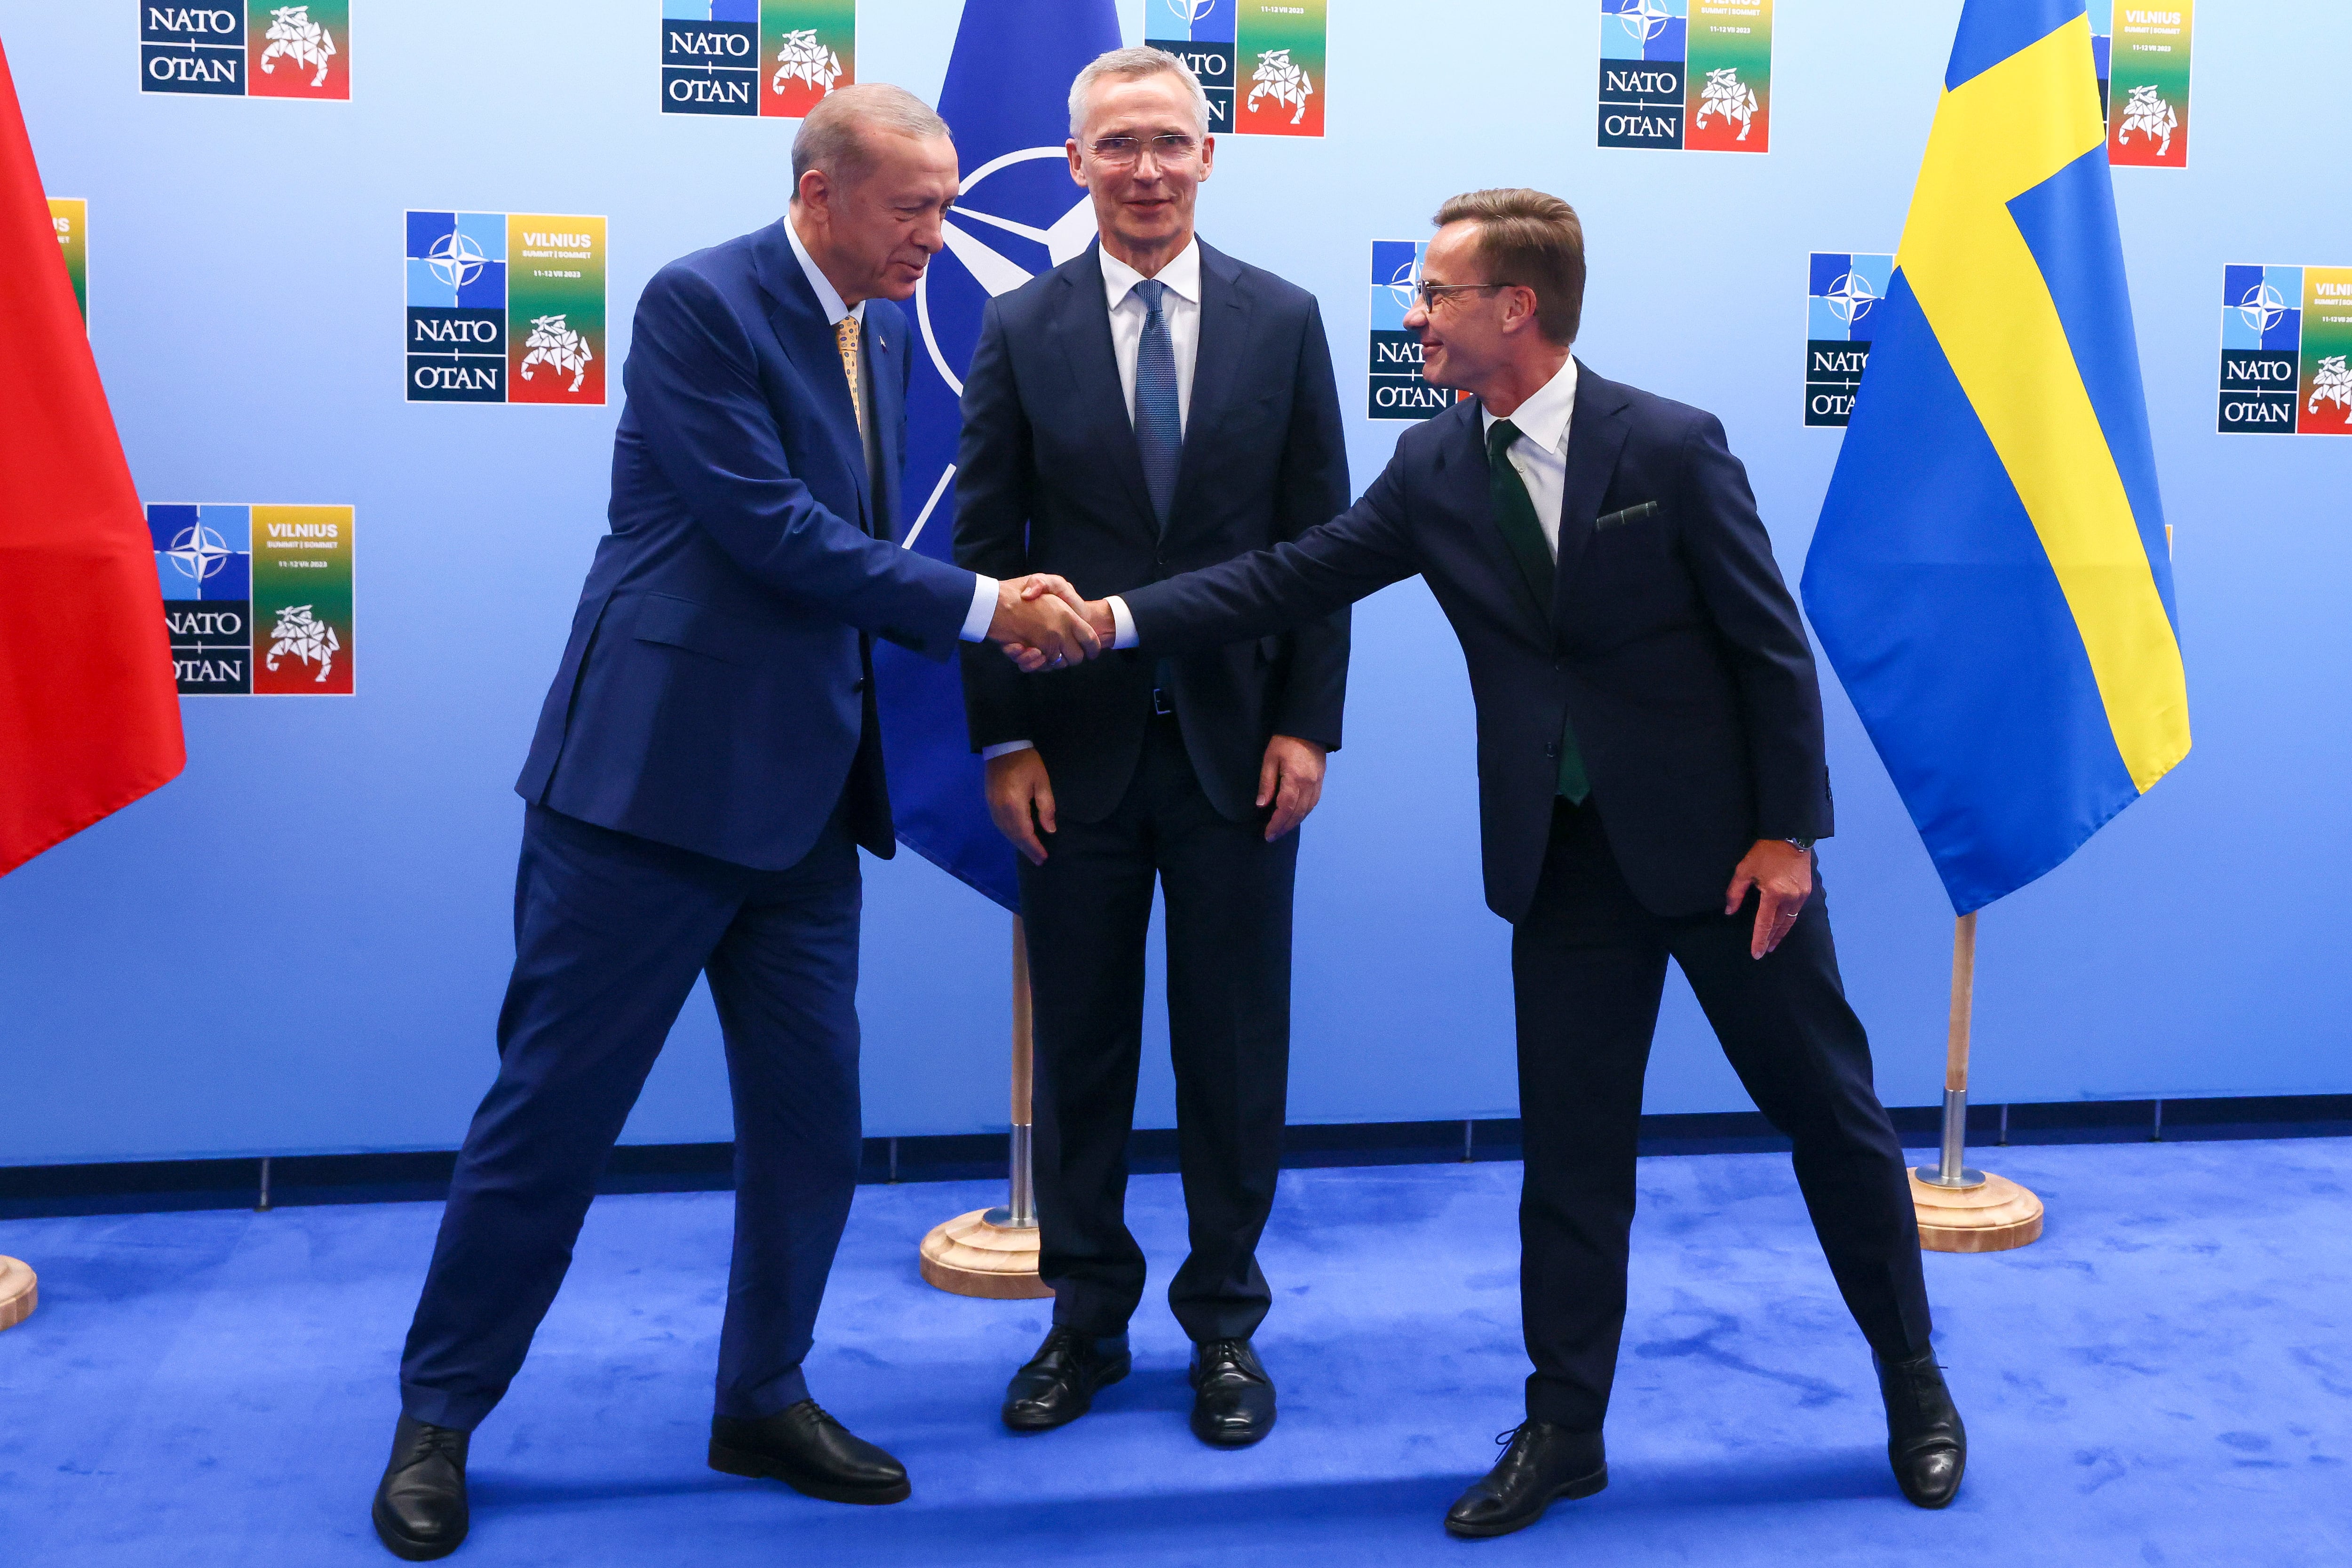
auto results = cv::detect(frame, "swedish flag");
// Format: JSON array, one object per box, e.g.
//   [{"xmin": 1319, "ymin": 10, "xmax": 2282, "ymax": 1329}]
[{"xmin": 1802, "ymin": 0, "xmax": 2189, "ymax": 915}]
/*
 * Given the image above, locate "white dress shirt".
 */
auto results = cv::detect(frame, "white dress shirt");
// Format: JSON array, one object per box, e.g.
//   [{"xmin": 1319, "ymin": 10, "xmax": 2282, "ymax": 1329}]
[
  {"xmin": 1106, "ymin": 355, "xmax": 1582, "ymax": 652},
  {"xmin": 981, "ymin": 240, "xmax": 1206, "ymax": 759},
  {"xmin": 1480, "ymin": 353, "xmax": 1579, "ymax": 558},
  {"xmin": 787, "ymin": 214, "xmax": 998, "ymax": 645},
  {"xmin": 1100, "ymin": 238, "xmax": 1202, "ymax": 433}
]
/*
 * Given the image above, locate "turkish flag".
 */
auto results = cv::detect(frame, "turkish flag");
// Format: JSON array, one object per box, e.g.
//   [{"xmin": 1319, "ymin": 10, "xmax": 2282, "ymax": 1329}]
[{"xmin": 0, "ymin": 40, "xmax": 183, "ymax": 877}]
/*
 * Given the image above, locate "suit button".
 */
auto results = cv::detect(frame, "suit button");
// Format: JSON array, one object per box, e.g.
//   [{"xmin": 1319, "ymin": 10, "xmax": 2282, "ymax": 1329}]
[
  {"xmin": 852, "ymin": 678, "xmax": 867, "ymax": 692},
  {"xmin": 1553, "ymin": 659, "xmax": 1564, "ymax": 672},
  {"xmin": 1544, "ymin": 742, "xmax": 1559, "ymax": 759}
]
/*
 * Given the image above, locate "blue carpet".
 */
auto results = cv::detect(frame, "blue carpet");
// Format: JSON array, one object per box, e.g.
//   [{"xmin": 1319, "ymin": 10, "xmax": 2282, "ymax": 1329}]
[{"xmin": 1, "ymin": 1140, "xmax": 2346, "ymax": 1566}]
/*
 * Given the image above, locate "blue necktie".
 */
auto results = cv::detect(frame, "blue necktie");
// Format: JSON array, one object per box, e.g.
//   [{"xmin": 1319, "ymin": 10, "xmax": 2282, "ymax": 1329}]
[{"xmin": 1131, "ymin": 278, "xmax": 1181, "ymax": 531}]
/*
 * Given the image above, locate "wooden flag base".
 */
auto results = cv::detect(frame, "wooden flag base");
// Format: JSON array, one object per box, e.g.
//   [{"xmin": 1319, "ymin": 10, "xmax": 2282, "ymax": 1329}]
[
  {"xmin": 1910, "ymin": 1169, "xmax": 2044, "ymax": 1253},
  {"xmin": 917, "ymin": 1210, "xmax": 1053, "ymax": 1299},
  {"xmin": 0, "ymin": 1257, "xmax": 36, "ymax": 1331}
]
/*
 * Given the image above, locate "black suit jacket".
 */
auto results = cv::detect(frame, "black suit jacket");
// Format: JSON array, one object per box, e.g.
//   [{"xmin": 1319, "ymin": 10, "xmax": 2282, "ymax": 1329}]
[
  {"xmin": 1120, "ymin": 364, "xmax": 1832, "ymax": 920},
  {"xmin": 954, "ymin": 240, "xmax": 1351, "ymax": 825}
]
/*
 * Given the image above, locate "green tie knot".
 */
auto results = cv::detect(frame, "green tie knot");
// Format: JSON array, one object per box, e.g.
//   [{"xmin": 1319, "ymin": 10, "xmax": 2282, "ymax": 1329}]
[{"xmin": 1486, "ymin": 417, "xmax": 1522, "ymax": 465}]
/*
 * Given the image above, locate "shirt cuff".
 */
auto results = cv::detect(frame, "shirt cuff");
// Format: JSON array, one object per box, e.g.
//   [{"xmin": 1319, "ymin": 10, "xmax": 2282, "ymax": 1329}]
[
  {"xmin": 979, "ymin": 741, "xmax": 1035, "ymax": 760},
  {"xmin": 1107, "ymin": 595, "xmax": 1139, "ymax": 650},
  {"xmin": 959, "ymin": 575, "xmax": 1000, "ymax": 643}
]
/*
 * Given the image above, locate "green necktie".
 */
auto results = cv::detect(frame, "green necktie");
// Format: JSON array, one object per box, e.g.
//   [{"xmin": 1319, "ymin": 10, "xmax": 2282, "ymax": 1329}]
[{"xmin": 1486, "ymin": 419, "xmax": 1590, "ymax": 804}]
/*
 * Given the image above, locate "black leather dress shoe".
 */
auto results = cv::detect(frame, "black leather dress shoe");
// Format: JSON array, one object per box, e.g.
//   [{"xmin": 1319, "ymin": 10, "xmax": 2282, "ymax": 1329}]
[
  {"xmin": 371, "ymin": 1415, "xmax": 470, "ymax": 1561},
  {"xmin": 708, "ymin": 1401, "xmax": 910, "ymax": 1504},
  {"xmin": 1001, "ymin": 1326, "xmax": 1131, "ymax": 1432},
  {"xmin": 1445, "ymin": 1421, "xmax": 1607, "ymax": 1539},
  {"xmin": 1877, "ymin": 1346, "xmax": 1967, "ymax": 1508},
  {"xmin": 1189, "ymin": 1338, "xmax": 1276, "ymax": 1448}
]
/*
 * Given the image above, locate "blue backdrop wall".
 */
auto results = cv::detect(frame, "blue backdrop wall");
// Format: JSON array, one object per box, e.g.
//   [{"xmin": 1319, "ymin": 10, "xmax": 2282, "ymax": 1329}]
[{"xmin": 3, "ymin": 0, "xmax": 2346, "ymax": 1166}]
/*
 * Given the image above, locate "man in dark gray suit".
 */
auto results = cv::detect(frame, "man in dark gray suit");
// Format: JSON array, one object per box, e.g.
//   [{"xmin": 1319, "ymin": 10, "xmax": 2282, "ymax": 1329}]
[
  {"xmin": 1018, "ymin": 188, "xmax": 1966, "ymax": 1535},
  {"xmin": 954, "ymin": 47, "xmax": 1350, "ymax": 1450}
]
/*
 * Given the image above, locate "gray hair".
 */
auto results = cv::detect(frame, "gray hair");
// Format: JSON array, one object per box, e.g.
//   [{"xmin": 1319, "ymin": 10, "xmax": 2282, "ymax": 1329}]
[
  {"xmin": 791, "ymin": 83, "xmax": 952, "ymax": 189},
  {"xmin": 1067, "ymin": 46, "xmax": 1209, "ymax": 140}
]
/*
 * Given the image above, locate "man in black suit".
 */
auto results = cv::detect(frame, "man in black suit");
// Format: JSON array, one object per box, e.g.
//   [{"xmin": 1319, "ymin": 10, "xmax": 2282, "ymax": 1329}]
[
  {"xmin": 1022, "ymin": 189, "xmax": 1966, "ymax": 1533},
  {"xmin": 953, "ymin": 47, "xmax": 1349, "ymax": 1449}
]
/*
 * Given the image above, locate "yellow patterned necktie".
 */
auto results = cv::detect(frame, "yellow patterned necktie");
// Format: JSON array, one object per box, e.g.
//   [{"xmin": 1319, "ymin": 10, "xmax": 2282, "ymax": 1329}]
[{"xmin": 835, "ymin": 316, "xmax": 863, "ymax": 435}]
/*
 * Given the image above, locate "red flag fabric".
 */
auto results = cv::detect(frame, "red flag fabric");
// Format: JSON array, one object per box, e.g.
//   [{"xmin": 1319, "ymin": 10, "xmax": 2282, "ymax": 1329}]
[{"xmin": 0, "ymin": 40, "xmax": 183, "ymax": 877}]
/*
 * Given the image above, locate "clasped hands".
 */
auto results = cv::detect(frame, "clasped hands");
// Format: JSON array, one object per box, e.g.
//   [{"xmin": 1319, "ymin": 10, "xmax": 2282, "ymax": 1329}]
[{"xmin": 985, "ymin": 575, "xmax": 1113, "ymax": 671}]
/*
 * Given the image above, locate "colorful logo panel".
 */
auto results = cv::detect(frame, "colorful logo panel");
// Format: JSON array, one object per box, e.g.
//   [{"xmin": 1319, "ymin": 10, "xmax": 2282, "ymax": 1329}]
[
  {"xmin": 2093, "ymin": 1, "xmax": 2190, "ymax": 168},
  {"xmin": 49, "ymin": 199, "xmax": 87, "ymax": 326},
  {"xmin": 1685, "ymin": 0, "xmax": 1771, "ymax": 153},
  {"xmin": 659, "ymin": 1, "xmax": 852, "ymax": 118},
  {"xmin": 150, "ymin": 503, "xmax": 355, "ymax": 694},
  {"xmin": 140, "ymin": 5, "xmax": 349, "ymax": 98},
  {"xmin": 1367, "ymin": 240, "xmax": 1456, "ymax": 422},
  {"xmin": 405, "ymin": 212, "xmax": 606, "ymax": 406},
  {"xmin": 1158, "ymin": 0, "xmax": 1323, "ymax": 139},
  {"xmin": 1805, "ymin": 251, "xmax": 1891, "ymax": 427},
  {"xmin": 2298, "ymin": 267, "xmax": 2352, "ymax": 437}
]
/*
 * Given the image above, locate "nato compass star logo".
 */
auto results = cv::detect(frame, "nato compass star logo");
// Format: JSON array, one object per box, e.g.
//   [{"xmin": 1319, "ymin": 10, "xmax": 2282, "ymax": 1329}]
[
  {"xmin": 1612, "ymin": 0, "xmax": 1678, "ymax": 46},
  {"xmin": 426, "ymin": 230, "xmax": 490, "ymax": 291},
  {"xmin": 165, "ymin": 525, "xmax": 236, "ymax": 586},
  {"xmin": 1823, "ymin": 269, "xmax": 1879, "ymax": 328},
  {"xmin": 2238, "ymin": 280, "xmax": 2288, "ymax": 336},
  {"xmin": 916, "ymin": 147, "xmax": 1101, "ymax": 396},
  {"xmin": 1385, "ymin": 252, "xmax": 1422, "ymax": 315},
  {"xmin": 1163, "ymin": 0, "xmax": 1219, "ymax": 24}
]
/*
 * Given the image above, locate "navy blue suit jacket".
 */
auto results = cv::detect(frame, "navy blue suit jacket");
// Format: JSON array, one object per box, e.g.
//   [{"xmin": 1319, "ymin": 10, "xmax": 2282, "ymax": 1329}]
[
  {"xmin": 953, "ymin": 241, "xmax": 1350, "ymax": 825},
  {"xmin": 516, "ymin": 219, "xmax": 977, "ymax": 870},
  {"xmin": 1120, "ymin": 364, "xmax": 1832, "ymax": 920}
]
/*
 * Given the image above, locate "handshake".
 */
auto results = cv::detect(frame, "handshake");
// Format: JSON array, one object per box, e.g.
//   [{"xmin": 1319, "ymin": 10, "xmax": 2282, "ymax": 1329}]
[{"xmin": 984, "ymin": 574, "xmax": 1118, "ymax": 672}]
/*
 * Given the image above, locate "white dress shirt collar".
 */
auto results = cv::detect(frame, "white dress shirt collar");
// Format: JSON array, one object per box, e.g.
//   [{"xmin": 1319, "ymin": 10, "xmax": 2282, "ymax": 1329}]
[
  {"xmin": 1480, "ymin": 353, "xmax": 1578, "ymax": 451},
  {"xmin": 1099, "ymin": 237, "xmax": 1202, "ymax": 311},
  {"xmin": 785, "ymin": 212, "xmax": 865, "ymax": 327}
]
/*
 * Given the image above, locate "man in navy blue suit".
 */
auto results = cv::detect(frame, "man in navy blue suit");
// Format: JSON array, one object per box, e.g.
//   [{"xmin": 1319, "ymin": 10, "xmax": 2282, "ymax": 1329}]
[
  {"xmin": 953, "ymin": 47, "xmax": 1350, "ymax": 1450},
  {"xmin": 370, "ymin": 86, "xmax": 1100, "ymax": 1561},
  {"xmin": 1023, "ymin": 189, "xmax": 1967, "ymax": 1536}
]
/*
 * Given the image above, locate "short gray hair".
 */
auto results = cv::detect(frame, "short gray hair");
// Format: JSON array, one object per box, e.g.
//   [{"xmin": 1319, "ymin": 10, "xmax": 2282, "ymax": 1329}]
[
  {"xmin": 791, "ymin": 83, "xmax": 952, "ymax": 189},
  {"xmin": 1067, "ymin": 46, "xmax": 1209, "ymax": 140}
]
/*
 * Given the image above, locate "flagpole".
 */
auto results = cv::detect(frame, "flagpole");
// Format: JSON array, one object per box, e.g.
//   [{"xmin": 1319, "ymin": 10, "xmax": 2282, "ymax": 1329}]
[
  {"xmin": 1908, "ymin": 911, "xmax": 2044, "ymax": 1252},
  {"xmin": 917, "ymin": 915, "xmax": 1052, "ymax": 1298},
  {"xmin": 0, "ymin": 1256, "xmax": 34, "ymax": 1331}
]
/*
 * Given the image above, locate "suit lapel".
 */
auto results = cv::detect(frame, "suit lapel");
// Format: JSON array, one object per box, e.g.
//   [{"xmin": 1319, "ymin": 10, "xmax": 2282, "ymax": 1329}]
[
  {"xmin": 867, "ymin": 310, "xmax": 903, "ymax": 540},
  {"xmin": 1051, "ymin": 248, "xmax": 1158, "ymax": 535},
  {"xmin": 1173, "ymin": 242, "xmax": 1249, "ymax": 530},
  {"xmin": 1548, "ymin": 361, "xmax": 1634, "ymax": 624},
  {"xmin": 750, "ymin": 219, "xmax": 871, "ymax": 530},
  {"xmin": 1446, "ymin": 404, "xmax": 1553, "ymax": 646}
]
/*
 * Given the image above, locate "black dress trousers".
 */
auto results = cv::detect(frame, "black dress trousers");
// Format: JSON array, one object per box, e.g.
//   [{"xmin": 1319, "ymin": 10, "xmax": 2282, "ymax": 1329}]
[
  {"xmin": 1018, "ymin": 714, "xmax": 1299, "ymax": 1344},
  {"xmin": 1511, "ymin": 798, "xmax": 1933, "ymax": 1431}
]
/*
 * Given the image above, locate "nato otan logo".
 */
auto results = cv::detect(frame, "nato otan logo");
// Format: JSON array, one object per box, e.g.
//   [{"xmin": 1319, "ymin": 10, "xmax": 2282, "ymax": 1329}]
[
  {"xmin": 1599, "ymin": 0, "xmax": 1771, "ymax": 153},
  {"xmin": 405, "ymin": 212, "xmax": 609, "ymax": 405},
  {"xmin": 1805, "ymin": 252, "xmax": 1891, "ymax": 428},
  {"xmin": 661, "ymin": 1, "xmax": 854, "ymax": 119},
  {"xmin": 1367, "ymin": 241, "xmax": 1454, "ymax": 422},
  {"xmin": 140, "ymin": 4, "xmax": 350, "ymax": 99},
  {"xmin": 2219, "ymin": 263, "xmax": 2352, "ymax": 436},
  {"xmin": 149, "ymin": 503, "xmax": 356, "ymax": 695}
]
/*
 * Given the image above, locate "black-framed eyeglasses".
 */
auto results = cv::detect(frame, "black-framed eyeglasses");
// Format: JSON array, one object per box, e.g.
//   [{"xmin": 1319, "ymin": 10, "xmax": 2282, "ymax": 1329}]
[
  {"xmin": 1413, "ymin": 281, "xmax": 1521, "ymax": 311},
  {"xmin": 1085, "ymin": 133, "xmax": 1202, "ymax": 167}
]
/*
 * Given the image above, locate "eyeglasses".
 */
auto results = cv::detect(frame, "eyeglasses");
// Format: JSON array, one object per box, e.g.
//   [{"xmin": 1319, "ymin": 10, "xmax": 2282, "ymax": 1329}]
[
  {"xmin": 1085, "ymin": 133, "xmax": 1202, "ymax": 167},
  {"xmin": 1412, "ymin": 281, "xmax": 1522, "ymax": 312}
]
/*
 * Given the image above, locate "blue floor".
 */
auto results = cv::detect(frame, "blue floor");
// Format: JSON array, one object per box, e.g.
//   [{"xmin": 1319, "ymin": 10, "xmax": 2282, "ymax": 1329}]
[{"xmin": 2, "ymin": 1139, "xmax": 2347, "ymax": 1567}]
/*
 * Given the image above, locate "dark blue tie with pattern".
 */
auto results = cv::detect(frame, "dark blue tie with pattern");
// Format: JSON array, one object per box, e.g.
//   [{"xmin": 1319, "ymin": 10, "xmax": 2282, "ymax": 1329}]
[{"xmin": 1131, "ymin": 278, "xmax": 1182, "ymax": 533}]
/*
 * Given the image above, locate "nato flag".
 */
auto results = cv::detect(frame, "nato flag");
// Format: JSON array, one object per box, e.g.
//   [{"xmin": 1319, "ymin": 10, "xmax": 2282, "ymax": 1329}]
[
  {"xmin": 1802, "ymin": 0, "xmax": 2189, "ymax": 915},
  {"xmin": 874, "ymin": 0, "xmax": 1123, "ymax": 910}
]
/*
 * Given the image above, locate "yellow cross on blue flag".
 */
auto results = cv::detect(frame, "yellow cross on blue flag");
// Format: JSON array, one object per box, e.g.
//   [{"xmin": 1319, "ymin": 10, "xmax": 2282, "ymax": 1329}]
[{"xmin": 1802, "ymin": 0, "xmax": 2190, "ymax": 915}]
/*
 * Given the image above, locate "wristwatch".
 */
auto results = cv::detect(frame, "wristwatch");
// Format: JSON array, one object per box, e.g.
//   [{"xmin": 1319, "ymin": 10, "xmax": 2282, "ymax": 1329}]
[{"xmin": 1783, "ymin": 837, "xmax": 1815, "ymax": 852}]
